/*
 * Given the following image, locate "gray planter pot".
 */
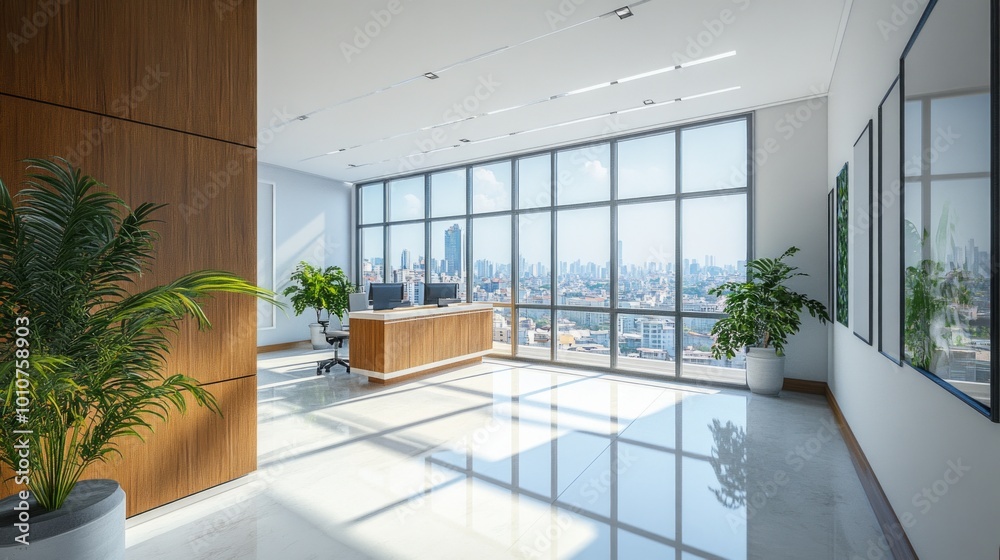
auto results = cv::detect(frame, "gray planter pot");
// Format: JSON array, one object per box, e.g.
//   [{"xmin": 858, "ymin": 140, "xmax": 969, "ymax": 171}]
[
  {"xmin": 745, "ymin": 347, "xmax": 785, "ymax": 396},
  {"xmin": 0, "ymin": 479, "xmax": 125, "ymax": 560},
  {"xmin": 310, "ymin": 322, "xmax": 328, "ymax": 350}
]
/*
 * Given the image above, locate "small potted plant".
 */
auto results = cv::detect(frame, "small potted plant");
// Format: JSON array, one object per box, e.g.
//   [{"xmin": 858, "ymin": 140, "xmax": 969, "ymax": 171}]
[
  {"xmin": 0, "ymin": 159, "xmax": 278, "ymax": 559},
  {"xmin": 282, "ymin": 262, "xmax": 354, "ymax": 348},
  {"xmin": 708, "ymin": 247, "xmax": 830, "ymax": 395}
]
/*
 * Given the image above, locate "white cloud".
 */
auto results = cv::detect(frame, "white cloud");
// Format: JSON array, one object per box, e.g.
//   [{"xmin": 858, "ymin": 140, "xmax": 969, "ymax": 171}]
[{"xmin": 584, "ymin": 159, "xmax": 609, "ymax": 180}]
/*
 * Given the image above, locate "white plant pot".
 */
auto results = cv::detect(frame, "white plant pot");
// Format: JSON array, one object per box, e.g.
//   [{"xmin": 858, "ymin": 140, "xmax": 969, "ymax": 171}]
[
  {"xmin": 0, "ymin": 479, "xmax": 125, "ymax": 560},
  {"xmin": 745, "ymin": 347, "xmax": 785, "ymax": 396},
  {"xmin": 309, "ymin": 323, "xmax": 328, "ymax": 350}
]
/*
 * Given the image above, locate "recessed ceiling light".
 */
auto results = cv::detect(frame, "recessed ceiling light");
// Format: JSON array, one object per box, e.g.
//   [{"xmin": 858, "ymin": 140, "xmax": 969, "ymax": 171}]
[
  {"xmin": 296, "ymin": 115, "xmax": 309, "ymax": 121},
  {"xmin": 424, "ymin": 72, "xmax": 439, "ymax": 80},
  {"xmin": 643, "ymin": 99, "xmax": 655, "ymax": 105},
  {"xmin": 459, "ymin": 138, "xmax": 471, "ymax": 142},
  {"xmin": 615, "ymin": 7, "xmax": 633, "ymax": 19}
]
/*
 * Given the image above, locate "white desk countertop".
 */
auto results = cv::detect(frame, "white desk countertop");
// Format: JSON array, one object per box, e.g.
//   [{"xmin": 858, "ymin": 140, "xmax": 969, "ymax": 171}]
[{"xmin": 348, "ymin": 302, "xmax": 493, "ymax": 321}]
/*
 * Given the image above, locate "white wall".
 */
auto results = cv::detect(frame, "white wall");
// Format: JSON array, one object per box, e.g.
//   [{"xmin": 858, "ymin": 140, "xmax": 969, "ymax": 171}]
[
  {"xmin": 257, "ymin": 163, "xmax": 353, "ymax": 346},
  {"xmin": 754, "ymin": 100, "xmax": 830, "ymax": 381},
  {"xmin": 827, "ymin": 1, "xmax": 1000, "ymax": 558}
]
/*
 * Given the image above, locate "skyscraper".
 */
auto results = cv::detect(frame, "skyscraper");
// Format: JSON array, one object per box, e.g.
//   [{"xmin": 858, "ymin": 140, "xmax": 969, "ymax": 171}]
[
  {"xmin": 445, "ymin": 224, "xmax": 462, "ymax": 276},
  {"xmin": 401, "ymin": 249, "xmax": 411, "ymax": 270}
]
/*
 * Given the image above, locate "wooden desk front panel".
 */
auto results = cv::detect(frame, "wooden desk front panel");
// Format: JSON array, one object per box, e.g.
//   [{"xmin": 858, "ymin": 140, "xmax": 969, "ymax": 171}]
[{"xmin": 351, "ymin": 309, "xmax": 492, "ymax": 375}]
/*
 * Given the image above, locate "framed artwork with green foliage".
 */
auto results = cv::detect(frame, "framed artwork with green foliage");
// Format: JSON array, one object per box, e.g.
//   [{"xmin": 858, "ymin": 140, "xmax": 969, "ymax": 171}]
[{"xmin": 836, "ymin": 163, "xmax": 849, "ymax": 326}]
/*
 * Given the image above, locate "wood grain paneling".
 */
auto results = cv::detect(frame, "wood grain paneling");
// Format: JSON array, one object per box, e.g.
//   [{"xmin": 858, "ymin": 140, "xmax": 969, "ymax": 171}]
[
  {"xmin": 0, "ymin": 94, "xmax": 257, "ymax": 384},
  {"xmin": 0, "ymin": 376, "xmax": 256, "ymax": 517},
  {"xmin": 0, "ymin": 0, "xmax": 256, "ymax": 146},
  {"xmin": 351, "ymin": 309, "xmax": 493, "ymax": 379}
]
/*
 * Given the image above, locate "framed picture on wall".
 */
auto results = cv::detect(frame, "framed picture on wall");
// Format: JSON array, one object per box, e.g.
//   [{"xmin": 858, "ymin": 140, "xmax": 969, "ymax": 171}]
[
  {"xmin": 836, "ymin": 163, "xmax": 849, "ymax": 327},
  {"xmin": 852, "ymin": 122, "xmax": 874, "ymax": 344},
  {"xmin": 900, "ymin": 0, "xmax": 997, "ymax": 421},
  {"xmin": 878, "ymin": 78, "xmax": 903, "ymax": 365}
]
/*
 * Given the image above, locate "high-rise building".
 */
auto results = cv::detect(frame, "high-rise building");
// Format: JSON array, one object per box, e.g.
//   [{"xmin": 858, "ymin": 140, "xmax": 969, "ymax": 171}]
[
  {"xmin": 401, "ymin": 249, "xmax": 411, "ymax": 270},
  {"xmin": 444, "ymin": 224, "xmax": 462, "ymax": 276}
]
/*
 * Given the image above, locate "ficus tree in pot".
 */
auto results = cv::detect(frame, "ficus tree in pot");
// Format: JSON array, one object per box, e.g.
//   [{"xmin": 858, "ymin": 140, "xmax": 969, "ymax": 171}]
[
  {"xmin": 0, "ymin": 159, "xmax": 278, "ymax": 556},
  {"xmin": 708, "ymin": 246, "xmax": 830, "ymax": 395},
  {"xmin": 282, "ymin": 262, "xmax": 356, "ymax": 348}
]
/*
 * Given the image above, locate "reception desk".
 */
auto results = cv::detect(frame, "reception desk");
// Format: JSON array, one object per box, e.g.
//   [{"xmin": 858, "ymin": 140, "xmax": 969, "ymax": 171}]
[{"xmin": 348, "ymin": 303, "xmax": 493, "ymax": 383}]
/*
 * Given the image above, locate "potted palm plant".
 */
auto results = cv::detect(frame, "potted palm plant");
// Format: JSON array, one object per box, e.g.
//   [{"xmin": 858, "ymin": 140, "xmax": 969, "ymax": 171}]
[
  {"xmin": 0, "ymin": 159, "xmax": 278, "ymax": 559},
  {"xmin": 708, "ymin": 247, "xmax": 830, "ymax": 395},
  {"xmin": 282, "ymin": 262, "xmax": 355, "ymax": 348}
]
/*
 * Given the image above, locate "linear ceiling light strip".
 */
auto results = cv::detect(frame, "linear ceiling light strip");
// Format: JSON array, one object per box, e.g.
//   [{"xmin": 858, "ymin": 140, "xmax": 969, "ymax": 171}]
[
  {"xmin": 285, "ymin": 1, "xmax": 654, "ymax": 126},
  {"xmin": 341, "ymin": 85, "xmax": 740, "ymax": 169},
  {"xmin": 299, "ymin": 50, "xmax": 736, "ymax": 162}
]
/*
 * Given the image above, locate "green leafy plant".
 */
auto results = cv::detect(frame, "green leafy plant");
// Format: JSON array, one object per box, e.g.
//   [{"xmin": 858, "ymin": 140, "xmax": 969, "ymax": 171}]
[
  {"xmin": 281, "ymin": 262, "xmax": 357, "ymax": 323},
  {"xmin": 324, "ymin": 266, "xmax": 359, "ymax": 322},
  {"xmin": 0, "ymin": 158, "xmax": 279, "ymax": 511},
  {"xmin": 709, "ymin": 247, "xmax": 830, "ymax": 359}
]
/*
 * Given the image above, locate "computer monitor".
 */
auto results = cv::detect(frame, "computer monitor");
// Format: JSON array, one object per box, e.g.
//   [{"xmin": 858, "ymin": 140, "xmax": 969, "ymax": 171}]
[
  {"xmin": 424, "ymin": 283, "xmax": 458, "ymax": 305},
  {"xmin": 370, "ymin": 283, "xmax": 405, "ymax": 310}
]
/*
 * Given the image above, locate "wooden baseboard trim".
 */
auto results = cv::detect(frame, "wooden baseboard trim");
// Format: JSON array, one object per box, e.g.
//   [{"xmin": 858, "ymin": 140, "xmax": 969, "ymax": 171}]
[
  {"xmin": 782, "ymin": 377, "xmax": 827, "ymax": 395},
  {"xmin": 825, "ymin": 387, "xmax": 919, "ymax": 560},
  {"xmin": 257, "ymin": 340, "xmax": 310, "ymax": 354}
]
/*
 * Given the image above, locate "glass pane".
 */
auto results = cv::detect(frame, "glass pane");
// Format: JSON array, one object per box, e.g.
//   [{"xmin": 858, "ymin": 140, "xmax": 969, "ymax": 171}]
[
  {"xmin": 430, "ymin": 169, "xmax": 466, "ymax": 217},
  {"xmin": 618, "ymin": 132, "xmax": 675, "ymax": 199},
  {"xmin": 518, "ymin": 154, "xmax": 551, "ymax": 209},
  {"xmin": 930, "ymin": 93, "xmax": 990, "ymax": 176},
  {"xmin": 557, "ymin": 207, "xmax": 610, "ymax": 307},
  {"xmin": 517, "ymin": 308, "xmax": 551, "ymax": 360},
  {"xmin": 388, "ymin": 177, "xmax": 425, "ymax": 222},
  {"xmin": 681, "ymin": 195, "xmax": 747, "ymax": 311},
  {"xmin": 556, "ymin": 144, "xmax": 610, "ymax": 205},
  {"xmin": 681, "ymin": 318, "xmax": 745, "ymax": 384},
  {"xmin": 360, "ymin": 227, "xmax": 384, "ymax": 291},
  {"xmin": 556, "ymin": 310, "xmax": 610, "ymax": 367},
  {"xmin": 518, "ymin": 211, "xmax": 551, "ymax": 304},
  {"xmin": 360, "ymin": 183, "xmax": 384, "ymax": 224},
  {"xmin": 472, "ymin": 161, "xmax": 511, "ymax": 213},
  {"xmin": 618, "ymin": 201, "xmax": 675, "ymax": 311},
  {"xmin": 387, "ymin": 223, "xmax": 424, "ymax": 299},
  {"xmin": 617, "ymin": 314, "xmax": 676, "ymax": 376},
  {"xmin": 430, "ymin": 220, "xmax": 466, "ymax": 301},
  {"xmin": 903, "ymin": 0, "xmax": 992, "ymax": 410},
  {"xmin": 681, "ymin": 120, "xmax": 747, "ymax": 193},
  {"xmin": 471, "ymin": 215, "xmax": 511, "ymax": 303},
  {"xmin": 492, "ymin": 306, "xmax": 513, "ymax": 354}
]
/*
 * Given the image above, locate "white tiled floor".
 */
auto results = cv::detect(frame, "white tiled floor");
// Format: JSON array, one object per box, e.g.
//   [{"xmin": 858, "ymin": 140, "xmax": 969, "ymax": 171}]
[{"xmin": 124, "ymin": 350, "xmax": 890, "ymax": 559}]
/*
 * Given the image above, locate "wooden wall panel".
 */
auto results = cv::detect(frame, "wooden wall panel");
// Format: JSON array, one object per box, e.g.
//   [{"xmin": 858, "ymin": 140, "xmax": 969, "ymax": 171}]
[
  {"xmin": 0, "ymin": 94, "xmax": 257, "ymax": 385},
  {"xmin": 0, "ymin": 0, "xmax": 257, "ymax": 516},
  {"xmin": 0, "ymin": 376, "xmax": 256, "ymax": 517},
  {"xmin": 0, "ymin": 0, "xmax": 257, "ymax": 146}
]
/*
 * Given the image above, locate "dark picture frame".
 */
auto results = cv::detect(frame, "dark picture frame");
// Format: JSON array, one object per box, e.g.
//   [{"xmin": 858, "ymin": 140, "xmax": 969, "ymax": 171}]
[
  {"xmin": 900, "ymin": 0, "xmax": 998, "ymax": 421},
  {"xmin": 852, "ymin": 121, "xmax": 874, "ymax": 345},
  {"xmin": 878, "ymin": 78, "xmax": 904, "ymax": 366},
  {"xmin": 836, "ymin": 163, "xmax": 849, "ymax": 327}
]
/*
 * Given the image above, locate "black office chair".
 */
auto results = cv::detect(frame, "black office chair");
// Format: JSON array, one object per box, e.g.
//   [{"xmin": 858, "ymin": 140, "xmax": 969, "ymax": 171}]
[
  {"xmin": 317, "ymin": 320, "xmax": 350, "ymax": 375},
  {"xmin": 316, "ymin": 293, "xmax": 369, "ymax": 375}
]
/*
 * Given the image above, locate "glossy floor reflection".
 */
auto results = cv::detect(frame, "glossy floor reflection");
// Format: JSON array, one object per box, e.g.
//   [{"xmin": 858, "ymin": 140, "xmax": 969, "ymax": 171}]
[{"xmin": 125, "ymin": 351, "xmax": 890, "ymax": 559}]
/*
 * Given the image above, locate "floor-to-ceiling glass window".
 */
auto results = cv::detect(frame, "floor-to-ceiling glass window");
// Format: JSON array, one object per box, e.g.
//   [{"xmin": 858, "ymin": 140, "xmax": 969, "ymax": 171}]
[{"xmin": 356, "ymin": 115, "xmax": 751, "ymax": 385}]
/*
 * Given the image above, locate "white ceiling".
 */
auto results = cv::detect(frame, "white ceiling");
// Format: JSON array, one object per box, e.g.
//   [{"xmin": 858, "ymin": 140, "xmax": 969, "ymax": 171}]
[{"xmin": 257, "ymin": 0, "xmax": 850, "ymax": 184}]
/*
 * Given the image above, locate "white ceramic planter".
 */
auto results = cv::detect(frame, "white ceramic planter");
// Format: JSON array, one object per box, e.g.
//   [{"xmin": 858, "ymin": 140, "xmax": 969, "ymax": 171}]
[
  {"xmin": 0, "ymin": 479, "xmax": 125, "ymax": 560},
  {"xmin": 745, "ymin": 347, "xmax": 785, "ymax": 396},
  {"xmin": 310, "ymin": 323, "xmax": 328, "ymax": 350}
]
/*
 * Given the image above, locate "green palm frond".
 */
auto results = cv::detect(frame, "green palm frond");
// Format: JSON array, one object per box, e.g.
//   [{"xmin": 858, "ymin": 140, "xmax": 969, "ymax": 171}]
[{"xmin": 0, "ymin": 158, "xmax": 280, "ymax": 511}]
